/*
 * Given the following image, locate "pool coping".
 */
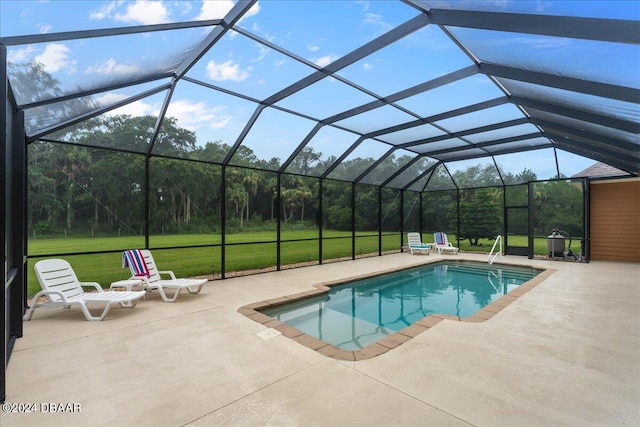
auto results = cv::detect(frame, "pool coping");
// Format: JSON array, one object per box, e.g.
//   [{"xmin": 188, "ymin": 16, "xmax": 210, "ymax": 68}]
[{"xmin": 238, "ymin": 259, "xmax": 556, "ymax": 361}]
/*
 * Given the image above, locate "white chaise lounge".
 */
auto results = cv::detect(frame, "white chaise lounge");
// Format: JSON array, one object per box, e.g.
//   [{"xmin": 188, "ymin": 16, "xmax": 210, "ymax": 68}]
[
  {"xmin": 123, "ymin": 249, "xmax": 208, "ymax": 303},
  {"xmin": 407, "ymin": 232, "xmax": 431, "ymax": 255},
  {"xmin": 432, "ymin": 232, "xmax": 459, "ymax": 255},
  {"xmin": 25, "ymin": 258, "xmax": 145, "ymax": 321}
]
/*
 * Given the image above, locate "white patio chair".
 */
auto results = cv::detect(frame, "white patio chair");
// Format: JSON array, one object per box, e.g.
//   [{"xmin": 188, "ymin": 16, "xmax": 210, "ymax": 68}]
[
  {"xmin": 123, "ymin": 249, "xmax": 207, "ymax": 303},
  {"xmin": 432, "ymin": 232, "xmax": 459, "ymax": 255},
  {"xmin": 407, "ymin": 232, "xmax": 431, "ymax": 255},
  {"xmin": 25, "ymin": 259, "xmax": 145, "ymax": 321}
]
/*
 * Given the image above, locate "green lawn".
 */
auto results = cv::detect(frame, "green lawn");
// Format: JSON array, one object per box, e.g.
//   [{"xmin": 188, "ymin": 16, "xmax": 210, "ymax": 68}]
[
  {"xmin": 25, "ymin": 231, "xmax": 550, "ymax": 297},
  {"xmin": 456, "ymin": 235, "xmax": 550, "ymax": 255},
  {"xmin": 25, "ymin": 231, "xmax": 401, "ymax": 297}
]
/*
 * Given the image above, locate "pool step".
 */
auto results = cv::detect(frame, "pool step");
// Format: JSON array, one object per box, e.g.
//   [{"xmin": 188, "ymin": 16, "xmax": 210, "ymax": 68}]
[{"xmin": 437, "ymin": 263, "xmax": 538, "ymax": 282}]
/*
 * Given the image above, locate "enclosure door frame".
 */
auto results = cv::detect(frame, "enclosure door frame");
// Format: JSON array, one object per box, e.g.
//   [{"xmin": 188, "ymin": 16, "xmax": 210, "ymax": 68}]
[{"xmin": 503, "ymin": 182, "xmax": 533, "ymax": 258}]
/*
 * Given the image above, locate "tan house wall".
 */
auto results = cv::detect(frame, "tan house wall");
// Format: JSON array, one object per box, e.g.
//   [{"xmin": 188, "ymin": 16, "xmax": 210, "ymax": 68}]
[{"xmin": 589, "ymin": 179, "xmax": 640, "ymax": 262}]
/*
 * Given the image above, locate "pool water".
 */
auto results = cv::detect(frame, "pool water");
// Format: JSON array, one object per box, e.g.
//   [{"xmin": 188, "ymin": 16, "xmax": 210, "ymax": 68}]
[{"xmin": 261, "ymin": 261, "xmax": 541, "ymax": 350}]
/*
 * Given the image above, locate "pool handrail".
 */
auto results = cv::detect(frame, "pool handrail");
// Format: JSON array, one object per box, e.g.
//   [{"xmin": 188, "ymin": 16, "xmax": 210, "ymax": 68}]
[
  {"xmin": 487, "ymin": 270, "xmax": 502, "ymax": 293},
  {"xmin": 488, "ymin": 235, "xmax": 503, "ymax": 265}
]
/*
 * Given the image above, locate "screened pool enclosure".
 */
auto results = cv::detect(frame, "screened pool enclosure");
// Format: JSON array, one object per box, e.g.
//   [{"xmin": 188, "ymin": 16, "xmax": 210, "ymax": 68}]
[{"xmin": 2, "ymin": 0, "xmax": 638, "ymax": 401}]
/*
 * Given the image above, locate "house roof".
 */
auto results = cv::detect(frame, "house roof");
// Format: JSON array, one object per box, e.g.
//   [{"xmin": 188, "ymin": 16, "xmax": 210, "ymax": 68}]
[{"xmin": 572, "ymin": 162, "xmax": 629, "ymax": 178}]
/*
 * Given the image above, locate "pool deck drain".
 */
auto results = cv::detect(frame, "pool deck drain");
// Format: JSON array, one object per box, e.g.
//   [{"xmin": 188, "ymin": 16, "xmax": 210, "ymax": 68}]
[{"xmin": 256, "ymin": 328, "xmax": 282, "ymax": 340}]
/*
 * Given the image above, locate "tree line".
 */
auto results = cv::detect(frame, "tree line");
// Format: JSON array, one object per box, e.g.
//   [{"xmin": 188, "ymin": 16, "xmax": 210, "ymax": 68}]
[
  {"xmin": 13, "ymin": 62, "xmax": 584, "ymax": 242},
  {"xmin": 27, "ymin": 114, "xmax": 408, "ymax": 237},
  {"xmin": 28, "ymin": 113, "xmax": 584, "ymax": 243}
]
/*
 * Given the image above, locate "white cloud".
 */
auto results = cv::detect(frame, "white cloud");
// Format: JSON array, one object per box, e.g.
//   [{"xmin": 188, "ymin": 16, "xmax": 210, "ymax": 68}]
[
  {"xmin": 174, "ymin": 0, "xmax": 193, "ymax": 16},
  {"xmin": 195, "ymin": 0, "xmax": 234, "ymax": 20},
  {"xmin": 528, "ymin": 37, "xmax": 572, "ymax": 49},
  {"xmin": 313, "ymin": 54, "xmax": 339, "ymax": 68},
  {"xmin": 89, "ymin": 0, "xmax": 170, "ymax": 24},
  {"xmin": 8, "ymin": 46, "xmax": 35, "ymax": 63},
  {"xmin": 88, "ymin": 0, "xmax": 121, "ymax": 21},
  {"xmin": 254, "ymin": 43, "xmax": 270, "ymax": 62},
  {"xmin": 94, "ymin": 92, "xmax": 129, "ymax": 107},
  {"xmin": 165, "ymin": 99, "xmax": 231, "ymax": 131},
  {"xmin": 363, "ymin": 12, "xmax": 392, "ymax": 31},
  {"xmin": 307, "ymin": 43, "xmax": 320, "ymax": 52},
  {"xmin": 362, "ymin": 62, "xmax": 374, "ymax": 71},
  {"xmin": 484, "ymin": 35, "xmax": 571, "ymax": 50},
  {"xmin": 36, "ymin": 23, "xmax": 52, "ymax": 34},
  {"xmin": 536, "ymin": 0, "xmax": 551, "ymax": 12},
  {"xmin": 356, "ymin": 1, "xmax": 370, "ymax": 12},
  {"xmin": 100, "ymin": 95, "xmax": 156, "ymax": 117},
  {"xmin": 114, "ymin": 0, "xmax": 171, "ymax": 24},
  {"xmin": 205, "ymin": 60, "xmax": 250, "ymax": 82},
  {"xmin": 195, "ymin": 0, "xmax": 260, "ymax": 20},
  {"xmin": 85, "ymin": 58, "xmax": 141, "ymax": 75},
  {"xmin": 35, "ymin": 43, "xmax": 76, "ymax": 73},
  {"xmin": 19, "ymin": 8, "xmax": 32, "ymax": 20}
]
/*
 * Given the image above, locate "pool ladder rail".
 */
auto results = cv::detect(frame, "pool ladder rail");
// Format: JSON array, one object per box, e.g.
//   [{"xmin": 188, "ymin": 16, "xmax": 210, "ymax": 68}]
[
  {"xmin": 487, "ymin": 270, "xmax": 502, "ymax": 293},
  {"xmin": 488, "ymin": 235, "xmax": 503, "ymax": 265}
]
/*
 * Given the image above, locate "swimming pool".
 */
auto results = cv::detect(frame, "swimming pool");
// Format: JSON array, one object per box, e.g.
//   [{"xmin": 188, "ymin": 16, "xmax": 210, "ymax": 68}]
[{"xmin": 254, "ymin": 261, "xmax": 544, "ymax": 353}]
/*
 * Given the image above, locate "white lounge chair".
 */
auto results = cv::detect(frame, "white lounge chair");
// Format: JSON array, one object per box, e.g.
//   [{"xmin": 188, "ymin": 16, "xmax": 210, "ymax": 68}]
[
  {"xmin": 432, "ymin": 232, "xmax": 459, "ymax": 254},
  {"xmin": 407, "ymin": 232, "xmax": 431, "ymax": 255},
  {"xmin": 25, "ymin": 259, "xmax": 145, "ymax": 321},
  {"xmin": 123, "ymin": 249, "xmax": 207, "ymax": 303}
]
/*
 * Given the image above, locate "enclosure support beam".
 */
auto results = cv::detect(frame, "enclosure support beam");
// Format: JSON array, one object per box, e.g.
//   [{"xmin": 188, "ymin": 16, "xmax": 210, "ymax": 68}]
[
  {"xmin": 512, "ymin": 96, "xmax": 639, "ymax": 134},
  {"xmin": 378, "ymin": 186, "xmax": 383, "ymax": 256},
  {"xmin": 502, "ymin": 185, "xmax": 507, "ymax": 252},
  {"xmin": 147, "ymin": 82, "xmax": 177, "ymax": 156},
  {"xmin": 354, "ymin": 147, "xmax": 396, "ymax": 185},
  {"xmin": 11, "ymin": 109, "xmax": 26, "ymax": 328},
  {"xmin": 221, "ymin": 166, "xmax": 227, "ymax": 279},
  {"xmin": 365, "ymin": 97, "xmax": 507, "ymax": 140},
  {"xmin": 280, "ymin": 123, "xmax": 323, "ymax": 174},
  {"xmin": 222, "ymin": 104, "xmax": 266, "ymax": 166},
  {"xmin": 456, "ymin": 189, "xmax": 461, "ymax": 248},
  {"xmin": 318, "ymin": 179, "xmax": 323, "ymax": 265},
  {"xmin": 0, "ymin": 20, "xmax": 223, "ymax": 46},
  {"xmin": 381, "ymin": 156, "xmax": 422, "ymax": 189},
  {"xmin": 276, "ymin": 173, "xmax": 282, "ymax": 271},
  {"xmin": 1, "ymin": 58, "xmax": 26, "ymax": 402},
  {"xmin": 175, "ymin": 0, "xmax": 256, "ymax": 78},
  {"xmin": 532, "ymin": 119, "xmax": 638, "ymax": 153},
  {"xmin": 351, "ymin": 183, "xmax": 356, "ymax": 260},
  {"xmin": 263, "ymin": 14, "xmax": 431, "ymax": 106},
  {"xmin": 551, "ymin": 136, "xmax": 637, "ymax": 175},
  {"xmin": 479, "ymin": 63, "xmax": 639, "ymax": 103},
  {"xmin": 528, "ymin": 182, "xmax": 535, "ymax": 259},
  {"xmin": 323, "ymin": 65, "xmax": 477, "ymax": 125},
  {"xmin": 0, "ymin": 45, "xmax": 8, "ymax": 403},
  {"xmin": 421, "ymin": 6, "xmax": 640, "ymax": 44},
  {"xmin": 419, "ymin": 192, "xmax": 424, "ymax": 242},
  {"xmin": 396, "ymin": 117, "xmax": 530, "ymax": 150},
  {"xmin": 321, "ymin": 136, "xmax": 365, "ymax": 179},
  {"xmin": 28, "ymin": 82, "xmax": 172, "ymax": 142},
  {"xmin": 0, "ymin": 44, "xmax": 6, "ymax": 403},
  {"xmin": 400, "ymin": 190, "xmax": 405, "ymax": 252},
  {"xmin": 399, "ymin": 160, "xmax": 439, "ymax": 192},
  {"xmin": 144, "ymin": 157, "xmax": 150, "ymax": 249}
]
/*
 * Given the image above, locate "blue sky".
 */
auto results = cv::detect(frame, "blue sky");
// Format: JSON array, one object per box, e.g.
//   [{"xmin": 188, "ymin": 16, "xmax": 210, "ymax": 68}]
[{"xmin": 2, "ymin": 1, "xmax": 637, "ymax": 180}]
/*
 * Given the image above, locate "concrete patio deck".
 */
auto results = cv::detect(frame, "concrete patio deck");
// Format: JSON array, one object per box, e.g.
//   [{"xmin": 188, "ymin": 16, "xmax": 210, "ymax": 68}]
[{"xmin": 2, "ymin": 252, "xmax": 639, "ymax": 426}]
